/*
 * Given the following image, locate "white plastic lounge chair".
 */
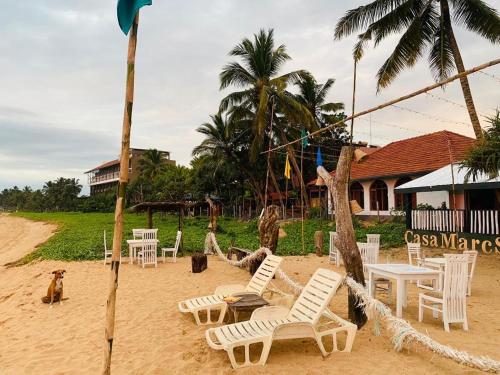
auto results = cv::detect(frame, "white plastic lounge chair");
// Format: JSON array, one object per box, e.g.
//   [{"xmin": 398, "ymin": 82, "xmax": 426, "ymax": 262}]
[
  {"xmin": 103, "ymin": 230, "xmax": 121, "ymax": 265},
  {"xmin": 137, "ymin": 229, "xmax": 158, "ymax": 268},
  {"xmin": 179, "ymin": 254, "xmax": 283, "ymax": 325},
  {"xmin": 329, "ymin": 232, "xmax": 342, "ymax": 266},
  {"xmin": 463, "ymin": 250, "xmax": 478, "ymax": 296},
  {"xmin": 418, "ymin": 254, "xmax": 469, "ymax": 332},
  {"xmin": 205, "ymin": 268, "xmax": 357, "ymax": 369},
  {"xmin": 162, "ymin": 231, "xmax": 181, "ymax": 263}
]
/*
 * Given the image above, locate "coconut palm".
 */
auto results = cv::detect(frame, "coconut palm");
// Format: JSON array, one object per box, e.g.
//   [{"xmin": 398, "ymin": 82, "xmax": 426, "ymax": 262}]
[
  {"xmin": 334, "ymin": 0, "xmax": 500, "ymax": 139},
  {"xmin": 295, "ymin": 74, "xmax": 345, "ymax": 127},
  {"xmin": 139, "ymin": 149, "xmax": 167, "ymax": 180},
  {"xmin": 461, "ymin": 110, "xmax": 500, "ymax": 181},
  {"xmin": 219, "ymin": 28, "xmax": 315, "ymax": 158}
]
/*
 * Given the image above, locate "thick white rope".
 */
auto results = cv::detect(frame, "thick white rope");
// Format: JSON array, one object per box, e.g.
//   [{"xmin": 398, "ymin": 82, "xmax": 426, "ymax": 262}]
[{"xmin": 205, "ymin": 232, "xmax": 500, "ymax": 373}]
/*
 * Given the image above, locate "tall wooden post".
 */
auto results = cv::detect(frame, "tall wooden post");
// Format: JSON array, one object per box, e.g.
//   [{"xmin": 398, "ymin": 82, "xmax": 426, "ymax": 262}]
[{"xmin": 102, "ymin": 12, "xmax": 140, "ymax": 375}]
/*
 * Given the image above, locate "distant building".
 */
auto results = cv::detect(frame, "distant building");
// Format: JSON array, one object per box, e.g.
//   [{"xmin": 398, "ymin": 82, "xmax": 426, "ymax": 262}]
[
  {"xmin": 85, "ymin": 148, "xmax": 175, "ymax": 196},
  {"xmin": 308, "ymin": 130, "xmax": 477, "ymax": 216}
]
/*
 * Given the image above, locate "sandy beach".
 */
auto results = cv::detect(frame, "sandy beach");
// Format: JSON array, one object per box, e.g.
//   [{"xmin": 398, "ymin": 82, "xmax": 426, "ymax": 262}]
[{"xmin": 0, "ymin": 214, "xmax": 499, "ymax": 374}]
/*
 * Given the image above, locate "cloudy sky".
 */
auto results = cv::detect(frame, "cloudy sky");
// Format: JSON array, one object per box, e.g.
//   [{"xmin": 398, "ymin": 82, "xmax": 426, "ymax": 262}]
[{"xmin": 1, "ymin": 0, "xmax": 499, "ymax": 194}]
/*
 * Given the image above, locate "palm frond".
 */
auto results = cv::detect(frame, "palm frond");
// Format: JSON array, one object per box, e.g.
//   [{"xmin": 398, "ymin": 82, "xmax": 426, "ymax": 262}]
[
  {"xmin": 377, "ymin": 2, "xmax": 438, "ymax": 90},
  {"xmin": 451, "ymin": 0, "xmax": 500, "ymax": 43},
  {"xmin": 429, "ymin": 19, "xmax": 455, "ymax": 81},
  {"xmin": 220, "ymin": 62, "xmax": 255, "ymax": 89},
  {"xmin": 334, "ymin": 0, "xmax": 407, "ymax": 39}
]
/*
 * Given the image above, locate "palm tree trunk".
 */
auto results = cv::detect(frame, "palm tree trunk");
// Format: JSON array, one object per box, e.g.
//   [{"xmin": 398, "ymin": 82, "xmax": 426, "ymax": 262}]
[
  {"xmin": 278, "ymin": 129, "xmax": 310, "ymax": 210},
  {"xmin": 102, "ymin": 13, "xmax": 139, "ymax": 375},
  {"xmin": 268, "ymin": 163, "xmax": 285, "ymax": 209},
  {"xmin": 440, "ymin": 0, "xmax": 483, "ymax": 140}
]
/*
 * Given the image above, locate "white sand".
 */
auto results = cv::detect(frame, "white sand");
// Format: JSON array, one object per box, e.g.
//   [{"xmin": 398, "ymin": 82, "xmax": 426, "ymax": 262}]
[{"xmin": 0, "ymin": 214, "xmax": 499, "ymax": 374}]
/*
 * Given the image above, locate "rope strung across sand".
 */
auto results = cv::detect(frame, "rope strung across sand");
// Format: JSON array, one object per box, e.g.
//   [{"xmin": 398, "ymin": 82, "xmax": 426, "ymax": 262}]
[{"xmin": 205, "ymin": 233, "xmax": 500, "ymax": 373}]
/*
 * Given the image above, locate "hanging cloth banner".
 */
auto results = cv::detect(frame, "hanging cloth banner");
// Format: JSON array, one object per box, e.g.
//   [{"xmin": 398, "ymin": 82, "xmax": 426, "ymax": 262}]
[
  {"xmin": 117, "ymin": 0, "xmax": 152, "ymax": 35},
  {"xmin": 316, "ymin": 147, "xmax": 323, "ymax": 167},
  {"xmin": 284, "ymin": 155, "xmax": 291, "ymax": 180},
  {"xmin": 301, "ymin": 128, "xmax": 309, "ymax": 148}
]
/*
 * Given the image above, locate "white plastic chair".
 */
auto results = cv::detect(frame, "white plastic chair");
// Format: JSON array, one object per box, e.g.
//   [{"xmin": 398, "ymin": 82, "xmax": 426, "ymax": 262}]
[
  {"xmin": 329, "ymin": 231, "xmax": 342, "ymax": 266},
  {"xmin": 463, "ymin": 250, "xmax": 478, "ymax": 296},
  {"xmin": 162, "ymin": 231, "xmax": 182, "ymax": 263},
  {"xmin": 358, "ymin": 242, "xmax": 392, "ymax": 302},
  {"xmin": 205, "ymin": 268, "xmax": 357, "ymax": 369},
  {"xmin": 418, "ymin": 254, "xmax": 469, "ymax": 332},
  {"xmin": 407, "ymin": 242, "xmax": 422, "ymax": 266},
  {"xmin": 132, "ymin": 228, "xmax": 145, "ymax": 240},
  {"xmin": 366, "ymin": 234, "xmax": 380, "ymax": 247},
  {"xmin": 103, "ymin": 230, "xmax": 121, "ymax": 265},
  {"xmin": 137, "ymin": 229, "xmax": 158, "ymax": 268}
]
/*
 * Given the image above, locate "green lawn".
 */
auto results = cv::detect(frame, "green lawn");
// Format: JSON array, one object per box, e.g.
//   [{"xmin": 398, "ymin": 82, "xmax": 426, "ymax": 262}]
[{"xmin": 13, "ymin": 212, "xmax": 406, "ymax": 262}]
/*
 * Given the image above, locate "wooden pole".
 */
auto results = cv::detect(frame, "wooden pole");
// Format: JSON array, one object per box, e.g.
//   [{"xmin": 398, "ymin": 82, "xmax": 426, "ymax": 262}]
[
  {"xmin": 102, "ymin": 12, "xmax": 140, "ymax": 374},
  {"xmin": 147, "ymin": 207, "xmax": 153, "ymax": 229},
  {"xmin": 300, "ymin": 142, "xmax": 305, "ymax": 254}
]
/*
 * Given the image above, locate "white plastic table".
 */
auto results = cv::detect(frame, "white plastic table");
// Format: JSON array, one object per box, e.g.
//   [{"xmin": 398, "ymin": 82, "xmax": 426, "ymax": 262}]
[
  {"xmin": 127, "ymin": 239, "xmax": 159, "ymax": 264},
  {"xmin": 423, "ymin": 257, "xmax": 446, "ymax": 289},
  {"xmin": 366, "ymin": 264, "xmax": 440, "ymax": 318}
]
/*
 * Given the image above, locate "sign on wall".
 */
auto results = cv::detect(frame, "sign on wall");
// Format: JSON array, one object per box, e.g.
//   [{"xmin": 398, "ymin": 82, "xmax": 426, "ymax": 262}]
[{"xmin": 405, "ymin": 230, "xmax": 500, "ymax": 254}]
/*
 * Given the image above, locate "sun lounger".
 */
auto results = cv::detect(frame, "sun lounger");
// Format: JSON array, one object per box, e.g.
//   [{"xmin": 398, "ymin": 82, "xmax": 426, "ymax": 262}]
[
  {"xmin": 178, "ymin": 254, "xmax": 283, "ymax": 325},
  {"xmin": 205, "ymin": 268, "xmax": 357, "ymax": 368}
]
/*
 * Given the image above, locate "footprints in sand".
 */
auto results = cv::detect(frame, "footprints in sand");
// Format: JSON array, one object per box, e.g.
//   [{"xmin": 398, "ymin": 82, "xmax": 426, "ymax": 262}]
[{"xmin": 0, "ymin": 292, "xmax": 15, "ymax": 303}]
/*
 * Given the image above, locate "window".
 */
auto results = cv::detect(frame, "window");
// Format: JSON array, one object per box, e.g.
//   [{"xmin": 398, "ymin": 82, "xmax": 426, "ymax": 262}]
[
  {"xmin": 394, "ymin": 177, "xmax": 416, "ymax": 210},
  {"xmin": 370, "ymin": 180, "xmax": 388, "ymax": 211},
  {"xmin": 349, "ymin": 181, "xmax": 364, "ymax": 209}
]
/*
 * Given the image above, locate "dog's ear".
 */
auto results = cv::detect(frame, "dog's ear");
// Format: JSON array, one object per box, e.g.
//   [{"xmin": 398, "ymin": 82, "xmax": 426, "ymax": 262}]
[
  {"xmin": 62, "ymin": 270, "xmax": 66, "ymax": 273},
  {"xmin": 52, "ymin": 271, "xmax": 57, "ymax": 274}
]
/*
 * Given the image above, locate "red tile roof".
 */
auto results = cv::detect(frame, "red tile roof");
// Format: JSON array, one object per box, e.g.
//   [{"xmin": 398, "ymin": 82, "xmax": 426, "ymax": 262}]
[
  {"xmin": 85, "ymin": 159, "xmax": 119, "ymax": 173},
  {"xmin": 309, "ymin": 131, "xmax": 475, "ymax": 184}
]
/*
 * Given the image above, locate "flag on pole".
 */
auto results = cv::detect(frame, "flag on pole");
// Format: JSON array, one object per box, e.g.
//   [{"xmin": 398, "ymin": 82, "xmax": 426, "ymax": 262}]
[
  {"xmin": 284, "ymin": 155, "xmax": 291, "ymax": 179},
  {"xmin": 316, "ymin": 147, "xmax": 323, "ymax": 167},
  {"xmin": 301, "ymin": 128, "xmax": 309, "ymax": 148},
  {"xmin": 117, "ymin": 0, "xmax": 152, "ymax": 35}
]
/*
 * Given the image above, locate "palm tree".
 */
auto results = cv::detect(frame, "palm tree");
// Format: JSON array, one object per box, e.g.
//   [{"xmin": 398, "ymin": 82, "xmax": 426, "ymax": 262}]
[
  {"xmin": 193, "ymin": 113, "xmax": 267, "ymax": 204},
  {"xmin": 139, "ymin": 149, "xmax": 167, "ymax": 180},
  {"xmin": 219, "ymin": 28, "xmax": 315, "ymax": 158},
  {"xmin": 295, "ymin": 74, "xmax": 345, "ymax": 127},
  {"xmin": 461, "ymin": 110, "xmax": 500, "ymax": 181},
  {"xmin": 334, "ymin": 0, "xmax": 500, "ymax": 139}
]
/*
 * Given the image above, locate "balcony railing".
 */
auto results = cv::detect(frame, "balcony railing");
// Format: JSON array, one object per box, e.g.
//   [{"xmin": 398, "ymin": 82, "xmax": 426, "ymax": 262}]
[
  {"xmin": 89, "ymin": 171, "xmax": 119, "ymax": 185},
  {"xmin": 409, "ymin": 209, "xmax": 499, "ymax": 235}
]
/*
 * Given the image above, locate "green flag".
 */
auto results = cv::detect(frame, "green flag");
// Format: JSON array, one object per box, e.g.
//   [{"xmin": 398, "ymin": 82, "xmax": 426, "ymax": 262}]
[
  {"xmin": 301, "ymin": 128, "xmax": 309, "ymax": 148},
  {"xmin": 117, "ymin": 0, "xmax": 152, "ymax": 35}
]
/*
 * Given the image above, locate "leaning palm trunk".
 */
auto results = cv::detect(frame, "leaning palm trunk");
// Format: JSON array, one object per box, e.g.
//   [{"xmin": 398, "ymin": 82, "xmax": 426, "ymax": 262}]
[
  {"xmin": 102, "ymin": 13, "xmax": 139, "ymax": 375},
  {"xmin": 317, "ymin": 148, "xmax": 367, "ymax": 328},
  {"xmin": 440, "ymin": 0, "xmax": 483, "ymax": 140}
]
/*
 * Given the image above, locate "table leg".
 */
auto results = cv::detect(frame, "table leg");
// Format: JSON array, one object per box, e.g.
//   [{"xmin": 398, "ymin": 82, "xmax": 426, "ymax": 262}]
[
  {"xmin": 396, "ymin": 280, "xmax": 404, "ymax": 318},
  {"xmin": 129, "ymin": 244, "xmax": 133, "ymax": 264},
  {"xmin": 368, "ymin": 271, "xmax": 373, "ymax": 298},
  {"xmin": 403, "ymin": 280, "xmax": 408, "ymax": 308}
]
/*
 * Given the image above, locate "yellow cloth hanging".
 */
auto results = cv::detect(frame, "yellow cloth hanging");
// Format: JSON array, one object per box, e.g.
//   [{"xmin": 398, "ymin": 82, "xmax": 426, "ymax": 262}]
[{"xmin": 284, "ymin": 155, "xmax": 291, "ymax": 180}]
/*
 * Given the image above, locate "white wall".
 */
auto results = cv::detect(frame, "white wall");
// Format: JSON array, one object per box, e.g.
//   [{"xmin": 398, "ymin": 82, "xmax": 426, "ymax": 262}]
[{"xmin": 416, "ymin": 191, "xmax": 450, "ymax": 208}]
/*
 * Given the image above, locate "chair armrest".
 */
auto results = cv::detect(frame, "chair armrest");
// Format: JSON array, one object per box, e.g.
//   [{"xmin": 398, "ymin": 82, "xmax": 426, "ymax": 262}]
[
  {"xmin": 214, "ymin": 284, "xmax": 246, "ymax": 296},
  {"xmin": 250, "ymin": 306, "xmax": 290, "ymax": 321}
]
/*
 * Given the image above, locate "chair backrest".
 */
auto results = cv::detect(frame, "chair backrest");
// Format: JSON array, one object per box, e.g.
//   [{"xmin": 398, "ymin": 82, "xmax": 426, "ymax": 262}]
[
  {"xmin": 463, "ymin": 250, "xmax": 478, "ymax": 280},
  {"xmin": 357, "ymin": 242, "xmax": 379, "ymax": 273},
  {"xmin": 287, "ymin": 268, "xmax": 343, "ymax": 325},
  {"xmin": 142, "ymin": 229, "xmax": 158, "ymax": 240},
  {"xmin": 366, "ymin": 234, "xmax": 380, "ymax": 245},
  {"xmin": 442, "ymin": 254, "xmax": 468, "ymax": 319},
  {"xmin": 407, "ymin": 243, "xmax": 421, "ymax": 265},
  {"xmin": 174, "ymin": 231, "xmax": 182, "ymax": 250},
  {"xmin": 244, "ymin": 254, "xmax": 283, "ymax": 295},
  {"xmin": 133, "ymin": 229, "xmax": 145, "ymax": 240},
  {"xmin": 141, "ymin": 240, "xmax": 157, "ymax": 265}
]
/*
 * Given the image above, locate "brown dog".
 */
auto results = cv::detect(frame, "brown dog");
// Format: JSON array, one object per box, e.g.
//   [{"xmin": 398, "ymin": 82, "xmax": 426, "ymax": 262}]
[{"xmin": 41, "ymin": 269, "xmax": 66, "ymax": 307}]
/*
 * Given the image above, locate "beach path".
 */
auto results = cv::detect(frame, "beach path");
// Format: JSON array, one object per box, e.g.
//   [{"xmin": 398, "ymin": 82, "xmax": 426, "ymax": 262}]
[{"xmin": 0, "ymin": 213, "xmax": 56, "ymax": 266}]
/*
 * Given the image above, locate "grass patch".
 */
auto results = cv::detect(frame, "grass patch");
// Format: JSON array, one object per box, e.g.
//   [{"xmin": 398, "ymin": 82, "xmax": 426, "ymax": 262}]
[{"xmin": 13, "ymin": 212, "xmax": 406, "ymax": 261}]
